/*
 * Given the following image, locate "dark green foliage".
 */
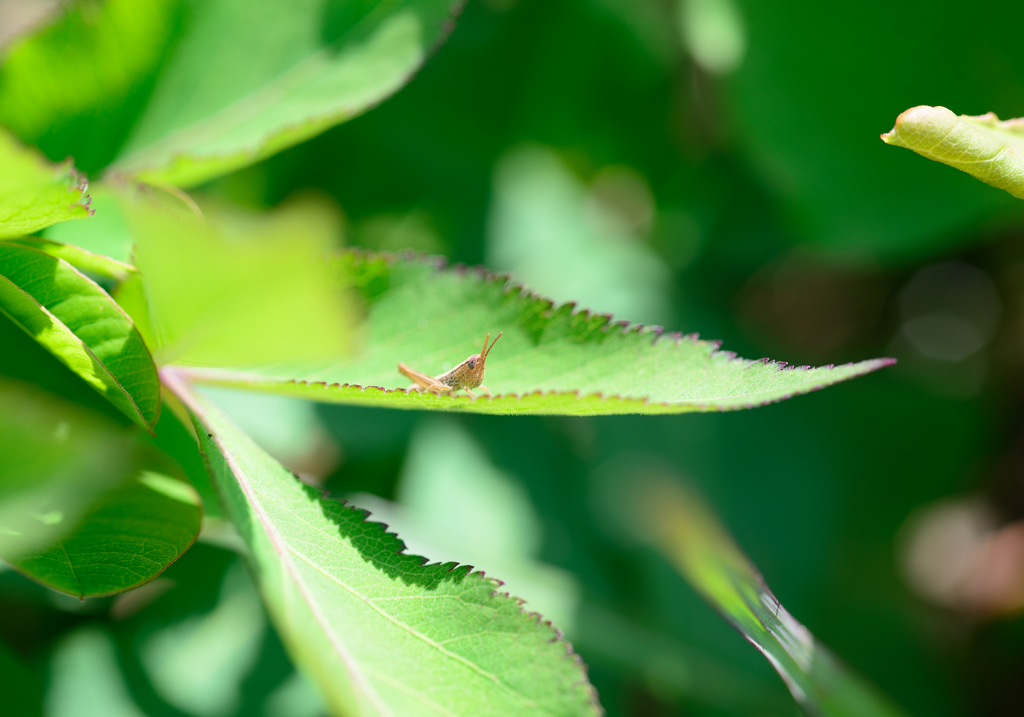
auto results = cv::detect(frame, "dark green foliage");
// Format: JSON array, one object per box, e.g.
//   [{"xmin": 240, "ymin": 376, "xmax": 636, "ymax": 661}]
[{"xmin": 2, "ymin": 1, "xmax": 1024, "ymax": 716}]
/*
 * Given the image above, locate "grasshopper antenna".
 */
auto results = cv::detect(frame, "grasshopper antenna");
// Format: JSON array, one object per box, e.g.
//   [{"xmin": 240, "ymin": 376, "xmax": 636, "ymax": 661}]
[{"xmin": 483, "ymin": 332, "xmax": 502, "ymax": 360}]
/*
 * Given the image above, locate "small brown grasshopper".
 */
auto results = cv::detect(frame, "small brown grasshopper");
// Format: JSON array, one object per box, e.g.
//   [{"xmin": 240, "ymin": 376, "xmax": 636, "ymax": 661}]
[{"xmin": 398, "ymin": 332, "xmax": 503, "ymax": 399}]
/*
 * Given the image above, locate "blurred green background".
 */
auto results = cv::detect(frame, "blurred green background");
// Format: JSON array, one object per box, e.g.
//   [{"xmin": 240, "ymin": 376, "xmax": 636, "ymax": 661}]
[{"xmin": 4, "ymin": 0, "xmax": 1024, "ymax": 715}]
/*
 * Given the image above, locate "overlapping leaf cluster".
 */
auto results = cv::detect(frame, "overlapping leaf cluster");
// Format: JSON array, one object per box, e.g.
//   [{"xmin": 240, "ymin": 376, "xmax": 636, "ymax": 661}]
[{"xmin": 0, "ymin": 2, "xmax": 928, "ymax": 715}]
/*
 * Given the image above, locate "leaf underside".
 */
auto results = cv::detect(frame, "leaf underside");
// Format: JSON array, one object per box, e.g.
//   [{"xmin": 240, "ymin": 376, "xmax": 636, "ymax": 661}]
[
  {"xmin": 882, "ymin": 105, "xmax": 1024, "ymax": 200},
  {"xmin": 0, "ymin": 243, "xmax": 160, "ymax": 430},
  {"xmin": 0, "ymin": 127, "xmax": 91, "ymax": 238},
  {"xmin": 169, "ymin": 373, "xmax": 600, "ymax": 716},
  {"xmin": 184, "ymin": 251, "xmax": 893, "ymax": 415},
  {"xmin": 638, "ymin": 478, "xmax": 908, "ymax": 717}
]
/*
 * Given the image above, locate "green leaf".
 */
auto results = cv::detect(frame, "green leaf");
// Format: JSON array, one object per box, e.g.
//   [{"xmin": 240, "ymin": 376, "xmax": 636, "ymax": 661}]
[
  {"xmin": 0, "ymin": 126, "xmax": 91, "ymax": 237},
  {"xmin": 9, "ymin": 472, "xmax": 201, "ymax": 598},
  {"xmin": 43, "ymin": 184, "xmax": 136, "ymax": 263},
  {"xmin": 882, "ymin": 106, "xmax": 1024, "ymax": 200},
  {"xmin": 182, "ymin": 252, "xmax": 893, "ymax": 415},
  {"xmin": 631, "ymin": 476, "xmax": 907, "ymax": 717},
  {"xmin": 0, "ymin": 377, "xmax": 131, "ymax": 498},
  {"xmin": 164, "ymin": 369, "xmax": 601, "ymax": 717},
  {"xmin": 108, "ymin": 0, "xmax": 464, "ymax": 187},
  {"xmin": 0, "ymin": 243, "xmax": 160, "ymax": 430},
  {"xmin": 0, "ymin": 0, "xmax": 182, "ymax": 173},
  {"xmin": 0, "ymin": 378, "xmax": 140, "ymax": 562},
  {"xmin": 146, "ymin": 393, "xmax": 224, "ymax": 520},
  {"xmin": 1, "ymin": 237, "xmax": 135, "ymax": 281},
  {"xmin": 126, "ymin": 194, "xmax": 354, "ymax": 367}
]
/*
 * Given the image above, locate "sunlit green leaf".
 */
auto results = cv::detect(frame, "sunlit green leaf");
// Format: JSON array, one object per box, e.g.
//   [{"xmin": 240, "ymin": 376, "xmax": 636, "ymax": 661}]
[
  {"xmin": 0, "ymin": 0, "xmax": 181, "ymax": 173},
  {"xmin": 165, "ymin": 370, "xmax": 600, "ymax": 717},
  {"xmin": 146, "ymin": 390, "xmax": 223, "ymax": 520},
  {"xmin": 0, "ymin": 127, "xmax": 91, "ymax": 238},
  {"xmin": 633, "ymin": 475, "xmax": 908, "ymax": 717},
  {"xmin": 882, "ymin": 106, "xmax": 1024, "ymax": 200},
  {"xmin": 126, "ymin": 194, "xmax": 354, "ymax": 367},
  {"xmin": 108, "ymin": 0, "xmax": 464, "ymax": 187},
  {"xmin": 1, "ymin": 237, "xmax": 135, "ymax": 281},
  {"xmin": 0, "ymin": 243, "xmax": 160, "ymax": 429},
  {"xmin": 181, "ymin": 251, "xmax": 893, "ymax": 415},
  {"xmin": 10, "ymin": 472, "xmax": 201, "ymax": 598},
  {"xmin": 43, "ymin": 185, "xmax": 135, "ymax": 263}
]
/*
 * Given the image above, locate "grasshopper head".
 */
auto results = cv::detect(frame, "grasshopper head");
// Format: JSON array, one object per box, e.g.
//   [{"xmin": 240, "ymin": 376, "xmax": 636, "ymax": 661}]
[{"xmin": 463, "ymin": 332, "xmax": 502, "ymax": 386}]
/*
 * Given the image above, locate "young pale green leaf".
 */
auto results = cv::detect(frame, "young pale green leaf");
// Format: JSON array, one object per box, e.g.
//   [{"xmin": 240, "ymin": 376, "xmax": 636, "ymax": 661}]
[
  {"xmin": 126, "ymin": 194, "xmax": 354, "ymax": 368},
  {"xmin": 182, "ymin": 252, "xmax": 893, "ymax": 415},
  {"xmin": 1, "ymin": 237, "xmax": 135, "ymax": 281},
  {"xmin": 164, "ymin": 369, "xmax": 601, "ymax": 717},
  {"xmin": 9, "ymin": 472, "xmax": 201, "ymax": 598},
  {"xmin": 631, "ymin": 475, "xmax": 907, "ymax": 717},
  {"xmin": 0, "ymin": 127, "xmax": 91, "ymax": 237},
  {"xmin": 882, "ymin": 106, "xmax": 1024, "ymax": 200},
  {"xmin": 0, "ymin": 243, "xmax": 160, "ymax": 430},
  {"xmin": 108, "ymin": 0, "xmax": 464, "ymax": 187}
]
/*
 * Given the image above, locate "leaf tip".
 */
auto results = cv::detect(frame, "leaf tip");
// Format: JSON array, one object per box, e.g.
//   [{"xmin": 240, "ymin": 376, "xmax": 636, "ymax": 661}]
[{"xmin": 882, "ymin": 105, "xmax": 957, "ymax": 148}]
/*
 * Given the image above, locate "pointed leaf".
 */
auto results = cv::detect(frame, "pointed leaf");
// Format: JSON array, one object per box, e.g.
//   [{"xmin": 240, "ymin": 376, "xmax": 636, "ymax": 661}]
[
  {"xmin": 108, "ymin": 0, "xmax": 465, "ymax": 187},
  {"xmin": 1, "ymin": 237, "xmax": 135, "ymax": 281},
  {"xmin": 8, "ymin": 472, "xmax": 201, "ymax": 598},
  {"xmin": 882, "ymin": 106, "xmax": 1024, "ymax": 200},
  {"xmin": 163, "ymin": 369, "xmax": 601, "ymax": 717},
  {"xmin": 0, "ymin": 127, "xmax": 91, "ymax": 237},
  {"xmin": 0, "ymin": 243, "xmax": 160, "ymax": 429},
  {"xmin": 632, "ymin": 476, "xmax": 907, "ymax": 717},
  {"xmin": 183, "ymin": 252, "xmax": 893, "ymax": 415}
]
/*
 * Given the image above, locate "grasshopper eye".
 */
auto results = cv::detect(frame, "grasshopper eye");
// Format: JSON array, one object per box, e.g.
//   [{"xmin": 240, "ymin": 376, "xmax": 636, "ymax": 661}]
[{"xmin": 467, "ymin": 358, "xmax": 476, "ymax": 370}]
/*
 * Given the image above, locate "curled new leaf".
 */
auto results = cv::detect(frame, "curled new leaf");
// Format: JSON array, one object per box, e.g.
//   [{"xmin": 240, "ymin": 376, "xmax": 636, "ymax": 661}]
[{"xmin": 882, "ymin": 106, "xmax": 1024, "ymax": 200}]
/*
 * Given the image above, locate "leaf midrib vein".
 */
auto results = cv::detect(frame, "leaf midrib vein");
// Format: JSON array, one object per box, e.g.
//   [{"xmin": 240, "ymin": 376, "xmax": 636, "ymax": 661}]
[
  {"xmin": 203, "ymin": 432, "xmax": 393, "ymax": 717},
  {"xmin": 253, "ymin": 486, "xmax": 558, "ymax": 715}
]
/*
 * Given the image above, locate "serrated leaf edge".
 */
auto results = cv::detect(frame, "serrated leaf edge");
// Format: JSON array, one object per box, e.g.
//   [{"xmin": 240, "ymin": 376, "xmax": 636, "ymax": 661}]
[
  {"xmin": 330, "ymin": 499, "xmax": 602, "ymax": 714},
  {"xmin": 182, "ymin": 248, "xmax": 893, "ymax": 411},
  {"xmin": 58, "ymin": 158, "xmax": 94, "ymax": 218},
  {"xmin": 165, "ymin": 367, "xmax": 601, "ymax": 715}
]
